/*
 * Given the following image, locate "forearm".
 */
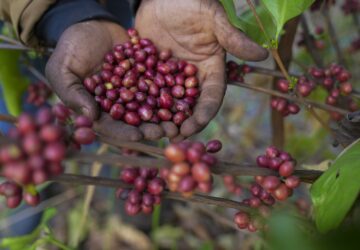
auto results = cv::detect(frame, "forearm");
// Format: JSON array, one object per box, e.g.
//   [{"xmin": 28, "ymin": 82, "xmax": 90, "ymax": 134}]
[{"xmin": 0, "ymin": 0, "xmax": 57, "ymax": 46}]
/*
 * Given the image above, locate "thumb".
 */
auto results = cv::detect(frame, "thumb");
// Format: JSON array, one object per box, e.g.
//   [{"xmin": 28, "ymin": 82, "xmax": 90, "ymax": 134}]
[
  {"xmin": 213, "ymin": 4, "xmax": 268, "ymax": 61},
  {"xmin": 45, "ymin": 58, "xmax": 100, "ymax": 120}
]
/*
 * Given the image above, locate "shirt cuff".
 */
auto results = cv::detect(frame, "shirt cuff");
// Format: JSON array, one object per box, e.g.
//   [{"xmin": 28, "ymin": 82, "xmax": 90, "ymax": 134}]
[{"xmin": 35, "ymin": 0, "xmax": 120, "ymax": 47}]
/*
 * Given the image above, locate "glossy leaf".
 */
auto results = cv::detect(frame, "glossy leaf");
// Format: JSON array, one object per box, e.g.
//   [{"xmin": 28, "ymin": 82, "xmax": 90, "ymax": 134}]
[
  {"xmin": 261, "ymin": 0, "xmax": 315, "ymax": 38},
  {"xmin": 219, "ymin": 0, "xmax": 276, "ymax": 45},
  {"xmin": 0, "ymin": 50, "xmax": 29, "ymax": 115},
  {"xmin": 310, "ymin": 139, "xmax": 360, "ymax": 233}
]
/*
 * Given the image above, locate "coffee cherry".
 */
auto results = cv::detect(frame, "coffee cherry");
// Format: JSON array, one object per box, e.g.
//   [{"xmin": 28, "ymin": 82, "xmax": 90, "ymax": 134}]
[
  {"xmin": 73, "ymin": 127, "xmax": 96, "ymax": 145},
  {"xmin": 206, "ymin": 140, "xmax": 222, "ymax": 153},
  {"xmin": 164, "ymin": 144, "xmax": 186, "ymax": 163},
  {"xmin": 285, "ymin": 175, "xmax": 300, "ymax": 189},
  {"xmin": 279, "ymin": 161, "xmax": 295, "ymax": 177},
  {"xmin": 272, "ymin": 183, "xmax": 291, "ymax": 201},
  {"xmin": 191, "ymin": 162, "xmax": 211, "ymax": 182},
  {"xmin": 44, "ymin": 142, "xmax": 66, "ymax": 162},
  {"xmin": 184, "ymin": 64, "xmax": 198, "ymax": 76},
  {"xmin": 262, "ymin": 176, "xmax": 281, "ymax": 191},
  {"xmin": 23, "ymin": 192, "xmax": 40, "ymax": 206},
  {"xmin": 178, "ymin": 176, "xmax": 196, "ymax": 192},
  {"xmin": 234, "ymin": 212, "xmax": 250, "ymax": 229},
  {"xmin": 6, "ymin": 195, "xmax": 22, "ymax": 208},
  {"xmin": 147, "ymin": 178, "xmax": 165, "ymax": 195}
]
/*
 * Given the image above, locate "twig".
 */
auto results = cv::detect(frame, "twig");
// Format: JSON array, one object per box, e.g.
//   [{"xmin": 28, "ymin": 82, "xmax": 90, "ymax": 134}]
[
  {"xmin": 0, "ymin": 114, "xmax": 17, "ymax": 123},
  {"xmin": 0, "ymin": 35, "xmax": 22, "ymax": 46},
  {"xmin": 52, "ymin": 174, "xmax": 252, "ymax": 212},
  {"xmin": 0, "ymin": 43, "xmax": 32, "ymax": 51},
  {"xmin": 247, "ymin": 65, "xmax": 360, "ymax": 100},
  {"xmin": 25, "ymin": 64, "xmax": 49, "ymax": 85},
  {"xmin": 0, "ymin": 189, "xmax": 79, "ymax": 231},
  {"xmin": 322, "ymin": 6, "xmax": 346, "ymax": 66},
  {"xmin": 230, "ymin": 81, "xmax": 348, "ymax": 115},
  {"xmin": 68, "ymin": 151, "xmax": 322, "ymax": 183},
  {"xmin": 100, "ymin": 137, "xmax": 164, "ymax": 156}
]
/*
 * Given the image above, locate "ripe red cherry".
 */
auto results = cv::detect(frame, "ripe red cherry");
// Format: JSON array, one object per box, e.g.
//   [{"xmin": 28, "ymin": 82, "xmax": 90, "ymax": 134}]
[
  {"xmin": 262, "ymin": 176, "xmax": 281, "ymax": 191},
  {"xmin": 206, "ymin": 140, "xmax": 222, "ymax": 153},
  {"xmin": 234, "ymin": 211, "xmax": 250, "ymax": 229},
  {"xmin": 164, "ymin": 144, "xmax": 186, "ymax": 163},
  {"xmin": 73, "ymin": 127, "xmax": 96, "ymax": 145},
  {"xmin": 272, "ymin": 183, "xmax": 291, "ymax": 201},
  {"xmin": 279, "ymin": 161, "xmax": 295, "ymax": 177},
  {"xmin": 191, "ymin": 162, "xmax": 211, "ymax": 182},
  {"xmin": 124, "ymin": 112, "xmax": 141, "ymax": 126},
  {"xmin": 285, "ymin": 175, "xmax": 300, "ymax": 189},
  {"xmin": 184, "ymin": 64, "xmax": 198, "ymax": 76}
]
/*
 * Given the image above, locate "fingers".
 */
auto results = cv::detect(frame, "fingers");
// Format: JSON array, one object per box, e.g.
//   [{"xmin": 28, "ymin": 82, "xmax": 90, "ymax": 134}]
[
  {"xmin": 180, "ymin": 59, "xmax": 226, "ymax": 137},
  {"xmin": 214, "ymin": 4, "xmax": 268, "ymax": 61},
  {"xmin": 139, "ymin": 123, "xmax": 164, "ymax": 140},
  {"xmin": 93, "ymin": 113, "xmax": 143, "ymax": 141},
  {"xmin": 45, "ymin": 55, "xmax": 100, "ymax": 120},
  {"xmin": 161, "ymin": 122, "xmax": 179, "ymax": 139}
]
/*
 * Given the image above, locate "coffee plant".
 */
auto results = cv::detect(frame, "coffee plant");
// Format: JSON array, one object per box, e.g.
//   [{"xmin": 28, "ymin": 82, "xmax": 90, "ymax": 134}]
[{"xmin": 0, "ymin": 0, "xmax": 359, "ymax": 249}]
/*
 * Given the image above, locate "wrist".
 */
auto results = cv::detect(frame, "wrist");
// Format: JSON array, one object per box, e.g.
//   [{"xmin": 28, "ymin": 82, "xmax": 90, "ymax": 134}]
[{"xmin": 35, "ymin": 0, "xmax": 119, "ymax": 47}]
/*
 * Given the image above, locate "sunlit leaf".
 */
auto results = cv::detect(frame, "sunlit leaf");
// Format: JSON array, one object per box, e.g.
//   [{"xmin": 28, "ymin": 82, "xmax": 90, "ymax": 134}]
[
  {"xmin": 310, "ymin": 139, "xmax": 360, "ymax": 233},
  {"xmin": 261, "ymin": 0, "xmax": 315, "ymax": 38}
]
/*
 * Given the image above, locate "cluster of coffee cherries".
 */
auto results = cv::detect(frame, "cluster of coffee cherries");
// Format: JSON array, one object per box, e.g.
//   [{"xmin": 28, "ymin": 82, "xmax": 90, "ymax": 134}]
[
  {"xmin": 342, "ymin": 0, "xmax": 360, "ymax": 14},
  {"xmin": 222, "ymin": 175, "xmax": 243, "ymax": 196},
  {"xmin": 226, "ymin": 60, "xmax": 252, "ymax": 82},
  {"xmin": 271, "ymin": 77, "xmax": 315, "ymax": 116},
  {"xmin": 233, "ymin": 146, "xmax": 300, "ymax": 232},
  {"xmin": 117, "ymin": 165, "xmax": 165, "ymax": 216},
  {"xmin": 162, "ymin": 140, "xmax": 222, "ymax": 196},
  {"xmin": 26, "ymin": 82, "xmax": 52, "ymax": 106},
  {"xmin": 82, "ymin": 28, "xmax": 200, "ymax": 127},
  {"xmin": 0, "ymin": 104, "xmax": 96, "ymax": 208},
  {"xmin": 297, "ymin": 26, "xmax": 326, "ymax": 50},
  {"xmin": 309, "ymin": 64, "xmax": 357, "ymax": 120}
]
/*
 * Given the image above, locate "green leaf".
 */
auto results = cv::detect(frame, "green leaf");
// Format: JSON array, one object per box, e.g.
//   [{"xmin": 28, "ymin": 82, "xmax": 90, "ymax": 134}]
[
  {"xmin": 0, "ymin": 50, "xmax": 29, "ymax": 115},
  {"xmin": 310, "ymin": 139, "xmax": 360, "ymax": 233},
  {"xmin": 261, "ymin": 0, "xmax": 315, "ymax": 38},
  {"xmin": 220, "ymin": 0, "xmax": 276, "ymax": 45},
  {"xmin": 0, "ymin": 208, "xmax": 57, "ymax": 250},
  {"xmin": 238, "ymin": 5, "xmax": 276, "ymax": 45}
]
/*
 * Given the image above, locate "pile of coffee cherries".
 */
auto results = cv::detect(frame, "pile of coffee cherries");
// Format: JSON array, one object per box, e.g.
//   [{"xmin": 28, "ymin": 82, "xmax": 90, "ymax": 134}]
[
  {"xmin": 82, "ymin": 28, "xmax": 200, "ymax": 126},
  {"xmin": 309, "ymin": 63, "xmax": 357, "ymax": 120},
  {"xmin": 26, "ymin": 82, "xmax": 52, "ymax": 106},
  {"xmin": 226, "ymin": 60, "xmax": 252, "ymax": 83},
  {"xmin": 162, "ymin": 140, "xmax": 222, "ymax": 196},
  {"xmin": 0, "ymin": 104, "xmax": 96, "ymax": 208},
  {"xmin": 233, "ymin": 146, "xmax": 300, "ymax": 232},
  {"xmin": 117, "ymin": 166, "xmax": 165, "ymax": 216}
]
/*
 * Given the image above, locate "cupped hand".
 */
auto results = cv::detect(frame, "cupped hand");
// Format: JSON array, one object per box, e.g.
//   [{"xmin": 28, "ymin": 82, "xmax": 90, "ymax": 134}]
[
  {"xmin": 135, "ymin": 0, "xmax": 268, "ymax": 140},
  {"xmin": 45, "ymin": 20, "xmax": 164, "ymax": 141}
]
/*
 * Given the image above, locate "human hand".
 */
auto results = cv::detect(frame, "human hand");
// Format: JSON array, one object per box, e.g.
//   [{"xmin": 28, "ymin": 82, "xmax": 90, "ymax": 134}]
[
  {"xmin": 135, "ymin": 0, "xmax": 268, "ymax": 140},
  {"xmin": 45, "ymin": 20, "xmax": 164, "ymax": 141}
]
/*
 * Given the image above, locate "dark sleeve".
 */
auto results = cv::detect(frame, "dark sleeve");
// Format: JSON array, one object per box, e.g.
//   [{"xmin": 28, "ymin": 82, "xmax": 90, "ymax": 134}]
[{"xmin": 35, "ymin": 0, "xmax": 120, "ymax": 47}]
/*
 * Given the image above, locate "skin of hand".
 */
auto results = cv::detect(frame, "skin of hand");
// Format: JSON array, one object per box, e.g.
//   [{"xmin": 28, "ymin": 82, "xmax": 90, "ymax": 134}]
[
  {"xmin": 45, "ymin": 20, "xmax": 167, "ymax": 141},
  {"xmin": 135, "ymin": 0, "xmax": 268, "ymax": 141}
]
